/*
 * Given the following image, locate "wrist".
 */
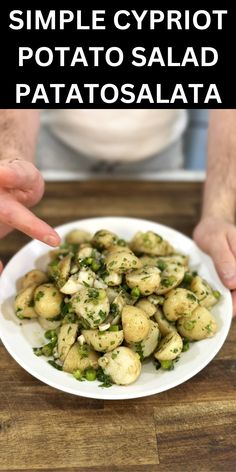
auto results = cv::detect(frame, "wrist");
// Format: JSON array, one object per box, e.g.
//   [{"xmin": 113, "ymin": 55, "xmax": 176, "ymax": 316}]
[
  {"xmin": 0, "ymin": 145, "xmax": 34, "ymax": 163},
  {"xmin": 201, "ymin": 187, "xmax": 235, "ymax": 225}
]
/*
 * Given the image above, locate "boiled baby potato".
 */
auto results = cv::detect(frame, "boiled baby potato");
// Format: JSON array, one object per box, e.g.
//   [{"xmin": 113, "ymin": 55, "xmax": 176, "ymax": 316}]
[
  {"xmin": 130, "ymin": 231, "xmax": 174, "ymax": 256},
  {"xmin": 82, "ymin": 329, "xmax": 123, "ymax": 352},
  {"xmin": 76, "ymin": 243, "xmax": 93, "ymax": 260},
  {"xmin": 22, "ymin": 270, "xmax": 48, "ymax": 289},
  {"xmin": 98, "ymin": 346, "xmax": 141, "ymax": 385},
  {"xmin": 63, "ymin": 342, "xmax": 99, "ymax": 373},
  {"xmin": 15, "ymin": 284, "xmax": 38, "ymax": 319},
  {"xmin": 156, "ymin": 262, "xmax": 185, "ymax": 295},
  {"xmin": 48, "ymin": 254, "xmax": 72, "ymax": 288},
  {"xmin": 135, "ymin": 298, "xmax": 157, "ymax": 318},
  {"xmin": 190, "ymin": 276, "xmax": 219, "ymax": 308},
  {"xmin": 71, "ymin": 287, "xmax": 110, "ymax": 328},
  {"xmin": 106, "ymin": 244, "xmax": 131, "ymax": 254},
  {"xmin": 155, "ymin": 254, "xmax": 189, "ymax": 268},
  {"xmin": 129, "ymin": 320, "xmax": 160, "ymax": 359},
  {"xmin": 122, "ymin": 305, "xmax": 150, "ymax": 343},
  {"xmin": 65, "ymin": 229, "xmax": 91, "ymax": 245},
  {"xmin": 147, "ymin": 294, "xmax": 165, "ymax": 307},
  {"xmin": 154, "ymin": 331, "xmax": 183, "ymax": 361},
  {"xmin": 154, "ymin": 307, "xmax": 177, "ymax": 336},
  {"xmin": 92, "ymin": 229, "xmax": 118, "ymax": 249},
  {"xmin": 140, "ymin": 254, "xmax": 188, "ymax": 269},
  {"xmin": 177, "ymin": 306, "xmax": 218, "ymax": 340},
  {"xmin": 126, "ymin": 266, "xmax": 161, "ymax": 296},
  {"xmin": 34, "ymin": 283, "xmax": 63, "ymax": 319},
  {"xmin": 57, "ymin": 323, "xmax": 79, "ymax": 361},
  {"xmin": 105, "ymin": 248, "xmax": 141, "ymax": 274},
  {"xmin": 163, "ymin": 288, "xmax": 199, "ymax": 321}
]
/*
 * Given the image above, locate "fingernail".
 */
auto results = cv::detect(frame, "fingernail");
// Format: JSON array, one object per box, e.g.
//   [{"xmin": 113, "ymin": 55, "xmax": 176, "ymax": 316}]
[{"xmin": 43, "ymin": 235, "xmax": 59, "ymax": 247}]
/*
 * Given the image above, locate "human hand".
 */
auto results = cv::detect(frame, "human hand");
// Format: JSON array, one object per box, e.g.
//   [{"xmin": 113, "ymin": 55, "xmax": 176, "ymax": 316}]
[
  {"xmin": 0, "ymin": 158, "xmax": 60, "ymax": 273},
  {"xmin": 193, "ymin": 217, "xmax": 236, "ymax": 317}
]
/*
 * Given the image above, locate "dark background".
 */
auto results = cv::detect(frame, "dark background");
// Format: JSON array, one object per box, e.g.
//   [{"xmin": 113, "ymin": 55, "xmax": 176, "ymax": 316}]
[{"xmin": 0, "ymin": 2, "xmax": 234, "ymax": 108}]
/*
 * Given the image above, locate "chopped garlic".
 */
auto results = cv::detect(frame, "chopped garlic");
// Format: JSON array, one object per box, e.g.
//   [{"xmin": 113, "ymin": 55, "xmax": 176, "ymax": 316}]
[
  {"xmin": 94, "ymin": 278, "xmax": 107, "ymax": 289},
  {"xmin": 77, "ymin": 334, "xmax": 86, "ymax": 345},
  {"xmin": 99, "ymin": 323, "xmax": 111, "ymax": 332}
]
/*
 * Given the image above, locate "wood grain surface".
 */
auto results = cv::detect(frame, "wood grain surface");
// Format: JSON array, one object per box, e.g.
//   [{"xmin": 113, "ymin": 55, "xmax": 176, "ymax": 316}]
[{"xmin": 0, "ymin": 181, "xmax": 235, "ymax": 472}]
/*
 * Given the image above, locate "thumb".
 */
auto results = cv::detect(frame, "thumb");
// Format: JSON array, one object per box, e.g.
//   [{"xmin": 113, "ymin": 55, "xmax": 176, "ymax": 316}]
[
  {"xmin": 0, "ymin": 222, "xmax": 12, "ymax": 238},
  {"xmin": 208, "ymin": 235, "xmax": 236, "ymax": 289}
]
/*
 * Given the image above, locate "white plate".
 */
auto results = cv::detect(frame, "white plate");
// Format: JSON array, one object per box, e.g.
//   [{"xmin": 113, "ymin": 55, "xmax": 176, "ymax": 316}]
[{"xmin": 0, "ymin": 217, "xmax": 232, "ymax": 400}]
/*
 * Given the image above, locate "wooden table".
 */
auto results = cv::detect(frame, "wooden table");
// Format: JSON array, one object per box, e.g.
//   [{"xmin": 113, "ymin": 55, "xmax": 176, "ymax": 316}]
[{"xmin": 0, "ymin": 181, "xmax": 235, "ymax": 472}]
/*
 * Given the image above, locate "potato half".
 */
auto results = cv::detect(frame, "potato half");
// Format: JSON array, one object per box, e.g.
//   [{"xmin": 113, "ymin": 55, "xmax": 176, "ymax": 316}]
[
  {"xmin": 65, "ymin": 229, "xmax": 91, "ymax": 245},
  {"xmin": 177, "ymin": 306, "xmax": 218, "ymax": 340},
  {"xmin": 129, "ymin": 320, "xmax": 160, "ymax": 359},
  {"xmin": 105, "ymin": 248, "xmax": 141, "ymax": 274},
  {"xmin": 126, "ymin": 266, "xmax": 161, "ymax": 296},
  {"xmin": 71, "ymin": 287, "xmax": 110, "ymax": 328},
  {"xmin": 135, "ymin": 298, "xmax": 157, "ymax": 318},
  {"xmin": 98, "ymin": 346, "xmax": 141, "ymax": 385},
  {"xmin": 122, "ymin": 305, "xmax": 150, "ymax": 343},
  {"xmin": 154, "ymin": 307, "xmax": 177, "ymax": 336},
  {"xmin": 22, "ymin": 270, "xmax": 48, "ymax": 289},
  {"xmin": 34, "ymin": 283, "xmax": 63, "ymax": 319},
  {"xmin": 130, "ymin": 231, "xmax": 174, "ymax": 256},
  {"xmin": 190, "ymin": 276, "xmax": 219, "ymax": 308},
  {"xmin": 156, "ymin": 263, "xmax": 185, "ymax": 295},
  {"xmin": 57, "ymin": 323, "xmax": 79, "ymax": 361},
  {"xmin": 82, "ymin": 329, "xmax": 124, "ymax": 352},
  {"xmin": 163, "ymin": 288, "xmax": 199, "ymax": 321},
  {"xmin": 63, "ymin": 342, "xmax": 99, "ymax": 373},
  {"xmin": 15, "ymin": 284, "xmax": 38, "ymax": 319},
  {"xmin": 154, "ymin": 332, "xmax": 183, "ymax": 361}
]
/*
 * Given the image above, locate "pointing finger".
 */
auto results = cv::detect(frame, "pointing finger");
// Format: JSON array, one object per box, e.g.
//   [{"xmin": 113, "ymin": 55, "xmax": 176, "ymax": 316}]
[
  {"xmin": 208, "ymin": 235, "xmax": 236, "ymax": 289},
  {"xmin": 0, "ymin": 197, "xmax": 60, "ymax": 247}
]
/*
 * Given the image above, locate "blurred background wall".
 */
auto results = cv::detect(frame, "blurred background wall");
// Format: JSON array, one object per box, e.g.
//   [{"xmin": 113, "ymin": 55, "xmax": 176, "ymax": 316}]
[{"xmin": 185, "ymin": 110, "xmax": 208, "ymax": 170}]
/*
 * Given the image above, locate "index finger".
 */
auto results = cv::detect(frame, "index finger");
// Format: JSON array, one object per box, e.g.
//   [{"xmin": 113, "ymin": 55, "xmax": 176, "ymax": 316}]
[{"xmin": 0, "ymin": 196, "xmax": 60, "ymax": 247}]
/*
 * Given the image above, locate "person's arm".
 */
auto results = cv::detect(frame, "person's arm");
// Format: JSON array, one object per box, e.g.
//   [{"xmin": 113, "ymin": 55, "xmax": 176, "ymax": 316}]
[
  {"xmin": 194, "ymin": 110, "xmax": 236, "ymax": 315},
  {"xmin": 0, "ymin": 110, "xmax": 40, "ymax": 162},
  {"xmin": 0, "ymin": 110, "xmax": 60, "ymax": 272}
]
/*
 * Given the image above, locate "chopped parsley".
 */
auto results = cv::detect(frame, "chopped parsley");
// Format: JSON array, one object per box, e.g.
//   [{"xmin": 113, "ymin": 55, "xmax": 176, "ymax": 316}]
[
  {"xmin": 28, "ymin": 299, "xmax": 35, "ymax": 307},
  {"xmin": 35, "ymin": 291, "xmax": 44, "ymax": 301},
  {"xmin": 182, "ymin": 338, "xmax": 190, "ymax": 352},
  {"xmin": 48, "ymin": 360, "xmax": 63, "ymax": 370},
  {"xmin": 78, "ymin": 344, "xmax": 89, "ymax": 358},
  {"xmin": 161, "ymin": 276, "xmax": 176, "ymax": 288},
  {"xmin": 134, "ymin": 341, "xmax": 144, "ymax": 361},
  {"xmin": 156, "ymin": 260, "xmax": 167, "ymax": 271},
  {"xmin": 97, "ymin": 368, "xmax": 113, "ymax": 388},
  {"xmin": 110, "ymin": 303, "xmax": 119, "ymax": 316},
  {"xmin": 205, "ymin": 323, "xmax": 212, "ymax": 334},
  {"xmin": 186, "ymin": 293, "xmax": 197, "ymax": 302}
]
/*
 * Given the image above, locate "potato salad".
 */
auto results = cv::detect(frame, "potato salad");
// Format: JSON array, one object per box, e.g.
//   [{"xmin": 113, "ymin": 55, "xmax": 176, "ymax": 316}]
[{"xmin": 14, "ymin": 228, "xmax": 220, "ymax": 387}]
